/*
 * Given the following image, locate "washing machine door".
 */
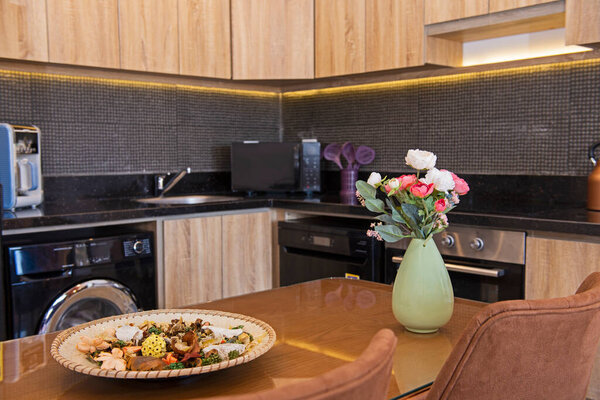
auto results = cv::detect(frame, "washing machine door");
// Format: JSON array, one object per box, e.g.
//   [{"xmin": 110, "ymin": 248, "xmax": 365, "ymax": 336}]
[{"xmin": 38, "ymin": 279, "xmax": 140, "ymax": 334}]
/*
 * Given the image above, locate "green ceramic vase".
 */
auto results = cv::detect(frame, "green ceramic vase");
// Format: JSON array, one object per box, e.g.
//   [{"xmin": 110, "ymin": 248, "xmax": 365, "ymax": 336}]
[{"xmin": 392, "ymin": 238, "xmax": 454, "ymax": 333}]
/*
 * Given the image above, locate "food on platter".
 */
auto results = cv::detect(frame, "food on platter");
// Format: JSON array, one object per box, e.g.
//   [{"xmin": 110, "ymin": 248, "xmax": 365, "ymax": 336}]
[{"xmin": 74, "ymin": 317, "xmax": 260, "ymax": 372}]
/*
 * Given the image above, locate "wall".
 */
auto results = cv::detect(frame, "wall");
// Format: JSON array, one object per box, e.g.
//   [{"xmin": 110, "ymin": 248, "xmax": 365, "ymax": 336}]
[
  {"xmin": 1, "ymin": 58, "xmax": 599, "ymax": 178},
  {"xmin": 0, "ymin": 70, "xmax": 281, "ymax": 176},
  {"xmin": 283, "ymin": 59, "xmax": 600, "ymax": 176}
]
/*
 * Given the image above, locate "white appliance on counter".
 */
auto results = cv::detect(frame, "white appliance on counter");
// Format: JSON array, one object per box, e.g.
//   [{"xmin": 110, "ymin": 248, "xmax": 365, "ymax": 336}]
[{"xmin": 0, "ymin": 123, "xmax": 43, "ymax": 210}]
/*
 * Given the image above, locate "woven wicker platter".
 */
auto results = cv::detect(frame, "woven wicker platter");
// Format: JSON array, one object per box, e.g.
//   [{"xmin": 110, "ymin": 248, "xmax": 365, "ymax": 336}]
[{"xmin": 51, "ymin": 309, "xmax": 276, "ymax": 379}]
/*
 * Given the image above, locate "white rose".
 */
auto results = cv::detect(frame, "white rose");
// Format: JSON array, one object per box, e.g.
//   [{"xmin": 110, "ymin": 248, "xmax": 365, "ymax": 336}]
[
  {"xmin": 424, "ymin": 168, "xmax": 455, "ymax": 192},
  {"xmin": 388, "ymin": 178, "xmax": 400, "ymax": 189},
  {"xmin": 367, "ymin": 172, "xmax": 382, "ymax": 187},
  {"xmin": 405, "ymin": 149, "xmax": 437, "ymax": 170}
]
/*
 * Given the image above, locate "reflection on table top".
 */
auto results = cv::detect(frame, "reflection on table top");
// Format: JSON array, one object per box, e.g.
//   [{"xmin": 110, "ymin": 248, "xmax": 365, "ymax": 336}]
[{"xmin": 0, "ymin": 278, "xmax": 485, "ymax": 400}]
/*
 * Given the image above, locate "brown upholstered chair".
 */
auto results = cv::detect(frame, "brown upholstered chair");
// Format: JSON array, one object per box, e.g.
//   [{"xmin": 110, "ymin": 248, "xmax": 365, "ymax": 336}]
[
  {"xmin": 206, "ymin": 328, "xmax": 397, "ymax": 400},
  {"xmin": 406, "ymin": 272, "xmax": 600, "ymax": 400}
]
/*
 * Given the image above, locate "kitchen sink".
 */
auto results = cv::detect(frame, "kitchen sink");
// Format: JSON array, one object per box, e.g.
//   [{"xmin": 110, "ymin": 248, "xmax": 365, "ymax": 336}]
[{"xmin": 134, "ymin": 195, "xmax": 240, "ymax": 205}]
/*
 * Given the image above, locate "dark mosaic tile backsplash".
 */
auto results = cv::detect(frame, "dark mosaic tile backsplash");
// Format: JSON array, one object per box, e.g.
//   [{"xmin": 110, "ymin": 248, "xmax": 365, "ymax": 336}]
[
  {"xmin": 283, "ymin": 59, "xmax": 600, "ymax": 176},
  {"xmin": 0, "ymin": 71, "xmax": 281, "ymax": 176},
  {"xmin": 1, "ymin": 58, "xmax": 599, "ymax": 178}
]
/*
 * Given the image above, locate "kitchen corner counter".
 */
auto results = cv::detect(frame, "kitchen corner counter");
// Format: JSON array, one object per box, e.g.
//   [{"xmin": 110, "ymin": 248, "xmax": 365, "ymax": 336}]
[{"xmin": 3, "ymin": 193, "xmax": 600, "ymax": 237}]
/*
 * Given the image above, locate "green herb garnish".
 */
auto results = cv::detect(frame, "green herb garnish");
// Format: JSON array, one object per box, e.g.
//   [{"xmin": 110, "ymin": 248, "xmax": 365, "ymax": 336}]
[
  {"xmin": 112, "ymin": 340, "xmax": 127, "ymax": 348},
  {"xmin": 165, "ymin": 362, "xmax": 185, "ymax": 370},
  {"xmin": 148, "ymin": 326, "xmax": 163, "ymax": 335},
  {"xmin": 231, "ymin": 325, "xmax": 244, "ymax": 329},
  {"xmin": 201, "ymin": 353, "xmax": 222, "ymax": 366},
  {"xmin": 228, "ymin": 350, "xmax": 240, "ymax": 359}
]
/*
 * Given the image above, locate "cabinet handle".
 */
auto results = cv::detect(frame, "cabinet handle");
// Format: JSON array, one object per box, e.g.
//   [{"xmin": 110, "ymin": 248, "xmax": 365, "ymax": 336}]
[{"xmin": 391, "ymin": 257, "xmax": 505, "ymax": 278}]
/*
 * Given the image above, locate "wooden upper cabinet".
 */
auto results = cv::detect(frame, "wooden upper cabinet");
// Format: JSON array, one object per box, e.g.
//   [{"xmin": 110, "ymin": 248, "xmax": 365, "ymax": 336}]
[
  {"xmin": 118, "ymin": 0, "xmax": 179, "ymax": 74},
  {"xmin": 163, "ymin": 216, "xmax": 223, "ymax": 308},
  {"xmin": 565, "ymin": 0, "xmax": 600, "ymax": 46},
  {"xmin": 316, "ymin": 0, "xmax": 365, "ymax": 77},
  {"xmin": 231, "ymin": 0, "xmax": 314, "ymax": 80},
  {"xmin": 425, "ymin": 0, "xmax": 489, "ymax": 24},
  {"xmin": 46, "ymin": 0, "xmax": 119, "ymax": 68},
  {"xmin": 179, "ymin": 0, "xmax": 231, "ymax": 79},
  {"xmin": 222, "ymin": 212, "xmax": 272, "ymax": 298},
  {"xmin": 489, "ymin": 0, "xmax": 557, "ymax": 13},
  {"xmin": 366, "ymin": 0, "xmax": 424, "ymax": 71},
  {"xmin": 0, "ymin": 0, "xmax": 48, "ymax": 61}
]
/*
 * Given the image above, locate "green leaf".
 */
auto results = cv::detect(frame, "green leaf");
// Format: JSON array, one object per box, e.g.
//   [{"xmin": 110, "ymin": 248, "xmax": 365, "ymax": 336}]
[
  {"xmin": 375, "ymin": 214, "xmax": 395, "ymax": 224},
  {"xmin": 365, "ymin": 198, "xmax": 385, "ymax": 213},
  {"xmin": 400, "ymin": 203, "xmax": 423, "ymax": 238},
  {"xmin": 374, "ymin": 224, "xmax": 410, "ymax": 242},
  {"xmin": 422, "ymin": 222, "xmax": 434, "ymax": 237},
  {"xmin": 402, "ymin": 203, "xmax": 421, "ymax": 225},
  {"xmin": 391, "ymin": 206, "xmax": 405, "ymax": 224},
  {"xmin": 356, "ymin": 180, "xmax": 376, "ymax": 199}
]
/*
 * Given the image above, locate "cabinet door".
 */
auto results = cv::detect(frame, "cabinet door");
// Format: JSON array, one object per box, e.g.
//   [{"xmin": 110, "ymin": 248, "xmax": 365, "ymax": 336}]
[
  {"xmin": 525, "ymin": 237, "xmax": 600, "ymax": 299},
  {"xmin": 566, "ymin": 0, "xmax": 600, "ymax": 46},
  {"xmin": 489, "ymin": 0, "xmax": 556, "ymax": 13},
  {"xmin": 425, "ymin": 0, "xmax": 488, "ymax": 24},
  {"xmin": 179, "ymin": 0, "xmax": 231, "ymax": 78},
  {"xmin": 315, "ymin": 0, "xmax": 365, "ymax": 78},
  {"xmin": 47, "ymin": 0, "xmax": 119, "ymax": 68},
  {"xmin": 164, "ymin": 216, "xmax": 223, "ymax": 308},
  {"xmin": 0, "ymin": 0, "xmax": 48, "ymax": 61},
  {"xmin": 119, "ymin": 0, "xmax": 179, "ymax": 74},
  {"xmin": 366, "ymin": 0, "xmax": 424, "ymax": 71},
  {"xmin": 231, "ymin": 0, "xmax": 314, "ymax": 79},
  {"xmin": 222, "ymin": 212, "xmax": 272, "ymax": 298}
]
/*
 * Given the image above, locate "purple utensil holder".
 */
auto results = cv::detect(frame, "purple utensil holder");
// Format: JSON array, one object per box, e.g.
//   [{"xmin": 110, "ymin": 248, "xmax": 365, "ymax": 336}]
[{"xmin": 340, "ymin": 168, "xmax": 358, "ymax": 196}]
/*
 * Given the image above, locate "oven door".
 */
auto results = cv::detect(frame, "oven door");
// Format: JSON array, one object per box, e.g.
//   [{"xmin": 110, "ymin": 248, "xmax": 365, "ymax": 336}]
[{"xmin": 386, "ymin": 249, "xmax": 524, "ymax": 302}]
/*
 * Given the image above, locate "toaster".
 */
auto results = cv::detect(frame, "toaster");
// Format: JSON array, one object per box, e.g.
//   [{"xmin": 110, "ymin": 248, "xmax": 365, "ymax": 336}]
[{"xmin": 0, "ymin": 124, "xmax": 43, "ymax": 210}]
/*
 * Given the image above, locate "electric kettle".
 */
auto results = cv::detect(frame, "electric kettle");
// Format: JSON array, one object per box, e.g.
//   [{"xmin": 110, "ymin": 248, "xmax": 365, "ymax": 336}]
[{"xmin": 588, "ymin": 142, "xmax": 600, "ymax": 211}]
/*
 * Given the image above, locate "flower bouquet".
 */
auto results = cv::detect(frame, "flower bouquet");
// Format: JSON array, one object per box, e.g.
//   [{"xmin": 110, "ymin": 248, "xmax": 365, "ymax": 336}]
[
  {"xmin": 355, "ymin": 149, "xmax": 469, "ymax": 243},
  {"xmin": 355, "ymin": 149, "xmax": 469, "ymax": 333}
]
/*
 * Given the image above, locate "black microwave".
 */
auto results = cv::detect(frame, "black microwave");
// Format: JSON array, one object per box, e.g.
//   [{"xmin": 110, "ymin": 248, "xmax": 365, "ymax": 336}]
[{"xmin": 231, "ymin": 141, "xmax": 321, "ymax": 194}]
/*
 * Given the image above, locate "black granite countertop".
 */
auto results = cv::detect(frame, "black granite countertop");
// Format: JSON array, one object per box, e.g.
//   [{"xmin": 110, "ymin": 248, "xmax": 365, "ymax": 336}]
[
  {"xmin": 2, "ymin": 173, "xmax": 599, "ymax": 236},
  {"xmin": 3, "ymin": 191, "xmax": 600, "ymax": 237}
]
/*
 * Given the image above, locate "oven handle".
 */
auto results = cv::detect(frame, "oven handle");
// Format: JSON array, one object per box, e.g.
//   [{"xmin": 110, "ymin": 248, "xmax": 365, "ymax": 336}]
[{"xmin": 391, "ymin": 256, "xmax": 505, "ymax": 278}]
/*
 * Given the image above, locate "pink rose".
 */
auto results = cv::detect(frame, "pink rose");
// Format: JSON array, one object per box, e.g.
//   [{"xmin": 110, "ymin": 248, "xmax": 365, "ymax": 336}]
[
  {"xmin": 435, "ymin": 198, "xmax": 447, "ymax": 212},
  {"xmin": 450, "ymin": 172, "xmax": 470, "ymax": 195},
  {"xmin": 384, "ymin": 184, "xmax": 392, "ymax": 193},
  {"xmin": 398, "ymin": 174, "xmax": 417, "ymax": 190},
  {"xmin": 410, "ymin": 182, "xmax": 434, "ymax": 198}
]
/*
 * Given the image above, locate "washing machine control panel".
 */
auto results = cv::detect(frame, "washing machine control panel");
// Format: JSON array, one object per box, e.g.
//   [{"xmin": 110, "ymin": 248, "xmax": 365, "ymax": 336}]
[{"xmin": 124, "ymin": 237, "xmax": 152, "ymax": 257}]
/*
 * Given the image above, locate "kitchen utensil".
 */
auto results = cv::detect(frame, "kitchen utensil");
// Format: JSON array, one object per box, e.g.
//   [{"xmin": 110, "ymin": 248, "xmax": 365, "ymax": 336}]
[
  {"xmin": 324, "ymin": 143, "xmax": 343, "ymax": 170},
  {"xmin": 341, "ymin": 142, "xmax": 356, "ymax": 169},
  {"xmin": 588, "ymin": 142, "xmax": 600, "ymax": 211},
  {"xmin": 355, "ymin": 145, "xmax": 376, "ymax": 169}
]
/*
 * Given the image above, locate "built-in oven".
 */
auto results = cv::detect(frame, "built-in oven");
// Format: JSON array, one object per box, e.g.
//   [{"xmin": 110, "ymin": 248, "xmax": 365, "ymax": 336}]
[
  {"xmin": 385, "ymin": 225, "xmax": 525, "ymax": 302},
  {"xmin": 279, "ymin": 217, "xmax": 384, "ymax": 286}
]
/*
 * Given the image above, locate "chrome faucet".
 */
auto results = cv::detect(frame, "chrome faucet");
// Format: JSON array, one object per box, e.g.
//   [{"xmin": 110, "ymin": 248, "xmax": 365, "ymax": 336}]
[{"xmin": 156, "ymin": 167, "xmax": 191, "ymax": 197}]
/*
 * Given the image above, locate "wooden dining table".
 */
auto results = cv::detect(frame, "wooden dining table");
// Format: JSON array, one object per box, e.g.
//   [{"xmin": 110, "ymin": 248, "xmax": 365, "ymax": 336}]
[{"xmin": 0, "ymin": 278, "xmax": 486, "ymax": 400}]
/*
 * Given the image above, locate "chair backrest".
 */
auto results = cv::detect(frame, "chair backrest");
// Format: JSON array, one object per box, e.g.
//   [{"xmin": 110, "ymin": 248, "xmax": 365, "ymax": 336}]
[
  {"xmin": 208, "ymin": 328, "xmax": 397, "ymax": 400},
  {"xmin": 425, "ymin": 272, "xmax": 600, "ymax": 400}
]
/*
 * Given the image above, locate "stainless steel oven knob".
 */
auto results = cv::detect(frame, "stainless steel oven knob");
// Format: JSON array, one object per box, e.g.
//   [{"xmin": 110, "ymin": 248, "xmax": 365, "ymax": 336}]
[
  {"xmin": 440, "ymin": 235, "xmax": 455, "ymax": 248},
  {"xmin": 469, "ymin": 238, "xmax": 485, "ymax": 251}
]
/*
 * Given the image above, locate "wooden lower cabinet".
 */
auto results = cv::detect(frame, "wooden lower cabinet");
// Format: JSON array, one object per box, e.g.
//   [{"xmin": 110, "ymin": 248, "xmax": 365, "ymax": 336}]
[
  {"xmin": 526, "ymin": 235, "xmax": 600, "ymax": 399},
  {"xmin": 164, "ymin": 215, "xmax": 223, "ymax": 308},
  {"xmin": 525, "ymin": 236, "xmax": 600, "ymax": 299},
  {"xmin": 222, "ymin": 212, "xmax": 273, "ymax": 298},
  {"xmin": 163, "ymin": 211, "xmax": 273, "ymax": 308}
]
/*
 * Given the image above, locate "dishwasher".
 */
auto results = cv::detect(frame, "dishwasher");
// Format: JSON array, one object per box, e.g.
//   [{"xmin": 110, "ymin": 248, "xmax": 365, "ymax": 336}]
[{"xmin": 278, "ymin": 217, "xmax": 384, "ymax": 286}]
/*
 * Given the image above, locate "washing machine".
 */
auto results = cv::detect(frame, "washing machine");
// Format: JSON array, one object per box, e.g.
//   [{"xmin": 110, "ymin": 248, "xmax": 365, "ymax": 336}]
[{"xmin": 4, "ymin": 228, "xmax": 156, "ymax": 338}]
